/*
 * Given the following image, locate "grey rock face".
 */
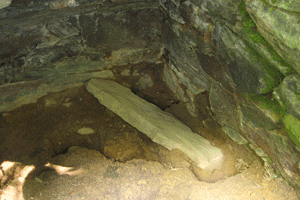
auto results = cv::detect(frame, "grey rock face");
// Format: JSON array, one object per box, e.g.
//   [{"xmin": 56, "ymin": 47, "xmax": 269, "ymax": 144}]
[
  {"xmin": 245, "ymin": 0, "xmax": 300, "ymax": 75},
  {"xmin": 161, "ymin": 0, "xmax": 300, "ymax": 192},
  {"xmin": 273, "ymin": 74, "xmax": 300, "ymax": 120},
  {"xmin": 0, "ymin": 1, "xmax": 162, "ymax": 84}
]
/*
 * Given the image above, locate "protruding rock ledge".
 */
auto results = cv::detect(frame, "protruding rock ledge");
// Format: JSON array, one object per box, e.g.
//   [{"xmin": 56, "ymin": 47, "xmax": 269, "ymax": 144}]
[{"xmin": 86, "ymin": 78, "xmax": 224, "ymax": 171}]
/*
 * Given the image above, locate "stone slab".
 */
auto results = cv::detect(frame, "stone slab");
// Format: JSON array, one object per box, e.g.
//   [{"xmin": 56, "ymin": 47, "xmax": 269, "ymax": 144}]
[{"xmin": 86, "ymin": 78, "xmax": 224, "ymax": 170}]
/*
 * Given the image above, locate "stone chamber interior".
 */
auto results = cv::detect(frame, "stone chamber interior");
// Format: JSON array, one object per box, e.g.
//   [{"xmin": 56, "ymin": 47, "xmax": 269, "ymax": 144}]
[{"xmin": 0, "ymin": 0, "xmax": 300, "ymax": 199}]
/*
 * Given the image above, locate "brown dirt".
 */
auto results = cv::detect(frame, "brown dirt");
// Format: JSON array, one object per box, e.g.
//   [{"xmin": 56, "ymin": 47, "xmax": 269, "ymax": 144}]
[{"xmin": 0, "ymin": 64, "xmax": 299, "ymax": 199}]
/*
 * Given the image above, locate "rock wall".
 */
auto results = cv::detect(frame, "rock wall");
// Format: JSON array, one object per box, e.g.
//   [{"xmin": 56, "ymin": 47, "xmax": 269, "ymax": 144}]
[
  {"xmin": 160, "ymin": 0, "xmax": 300, "ymax": 191},
  {"xmin": 0, "ymin": 0, "xmax": 163, "ymax": 111}
]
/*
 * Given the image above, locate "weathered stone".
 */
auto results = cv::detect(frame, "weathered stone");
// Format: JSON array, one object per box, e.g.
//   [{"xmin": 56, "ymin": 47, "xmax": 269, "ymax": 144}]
[
  {"xmin": 92, "ymin": 70, "xmax": 115, "ymax": 79},
  {"xmin": 160, "ymin": 0, "xmax": 300, "ymax": 192},
  {"xmin": 86, "ymin": 78, "xmax": 224, "ymax": 171},
  {"xmin": 159, "ymin": 0, "xmax": 186, "ymax": 24},
  {"xmin": 162, "ymin": 20, "xmax": 211, "ymax": 94},
  {"xmin": 77, "ymin": 127, "xmax": 95, "ymax": 135},
  {"xmin": 245, "ymin": 0, "xmax": 300, "ymax": 75},
  {"xmin": 185, "ymin": 89, "xmax": 197, "ymax": 116},
  {"xmin": 0, "ymin": 1, "xmax": 162, "ymax": 84},
  {"xmin": 186, "ymin": 102, "xmax": 197, "ymax": 117},
  {"xmin": 0, "ymin": 0, "xmax": 11, "ymax": 9},
  {"xmin": 187, "ymin": 0, "xmax": 242, "ymax": 24},
  {"xmin": 36, "ymin": 21, "xmax": 80, "ymax": 49},
  {"xmin": 273, "ymin": 74, "xmax": 300, "ymax": 120},
  {"xmin": 49, "ymin": 0, "xmax": 80, "ymax": 10},
  {"xmin": 213, "ymin": 22, "xmax": 283, "ymax": 94},
  {"xmin": 24, "ymin": 42, "xmax": 82, "ymax": 69},
  {"xmin": 163, "ymin": 65, "xmax": 188, "ymax": 102},
  {"xmin": 121, "ymin": 69, "xmax": 131, "ymax": 76},
  {"xmin": 222, "ymin": 126, "xmax": 248, "ymax": 145},
  {"xmin": 0, "ymin": 59, "xmax": 112, "ymax": 112},
  {"xmin": 209, "ymin": 82, "xmax": 249, "ymax": 144},
  {"xmin": 0, "ymin": 79, "xmax": 84, "ymax": 112},
  {"xmin": 137, "ymin": 74, "xmax": 154, "ymax": 90},
  {"xmin": 0, "ymin": 80, "xmax": 48, "ymax": 112},
  {"xmin": 209, "ymin": 82, "xmax": 240, "ymax": 131},
  {"xmin": 77, "ymin": 8, "xmax": 163, "ymax": 52},
  {"xmin": 186, "ymin": 88, "xmax": 195, "ymax": 102},
  {"xmin": 109, "ymin": 43, "xmax": 163, "ymax": 66},
  {"xmin": 282, "ymin": 114, "xmax": 300, "ymax": 148},
  {"xmin": 163, "ymin": 5, "xmax": 283, "ymax": 94},
  {"xmin": 132, "ymin": 70, "xmax": 140, "ymax": 76},
  {"xmin": 273, "ymin": 74, "xmax": 300, "ymax": 147},
  {"xmin": 248, "ymin": 143, "xmax": 267, "ymax": 158},
  {"xmin": 243, "ymin": 93, "xmax": 282, "ymax": 126},
  {"xmin": 230, "ymin": 1, "xmax": 294, "ymax": 76},
  {"xmin": 264, "ymin": 0, "xmax": 300, "ymax": 16},
  {"xmin": 240, "ymin": 105, "xmax": 279, "ymax": 130},
  {"xmin": 163, "ymin": 65, "xmax": 199, "ymax": 116},
  {"xmin": 241, "ymin": 116, "xmax": 300, "ymax": 192}
]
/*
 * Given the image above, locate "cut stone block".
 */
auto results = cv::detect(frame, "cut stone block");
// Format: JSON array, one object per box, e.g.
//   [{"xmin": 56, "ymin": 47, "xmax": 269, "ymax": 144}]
[{"xmin": 86, "ymin": 78, "xmax": 224, "ymax": 170}]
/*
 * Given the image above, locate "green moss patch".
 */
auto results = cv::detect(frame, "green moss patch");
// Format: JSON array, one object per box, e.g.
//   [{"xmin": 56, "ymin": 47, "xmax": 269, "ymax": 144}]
[
  {"xmin": 283, "ymin": 114, "xmax": 300, "ymax": 148},
  {"xmin": 243, "ymin": 93, "xmax": 285, "ymax": 117},
  {"xmin": 237, "ymin": 1, "xmax": 293, "ymax": 76}
]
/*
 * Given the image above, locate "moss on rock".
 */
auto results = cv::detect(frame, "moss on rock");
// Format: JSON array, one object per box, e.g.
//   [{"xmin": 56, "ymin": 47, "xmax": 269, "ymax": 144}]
[{"xmin": 283, "ymin": 114, "xmax": 300, "ymax": 148}]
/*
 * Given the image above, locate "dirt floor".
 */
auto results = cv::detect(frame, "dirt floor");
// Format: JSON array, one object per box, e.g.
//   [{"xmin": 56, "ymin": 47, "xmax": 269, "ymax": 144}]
[{"xmin": 0, "ymin": 64, "xmax": 299, "ymax": 199}]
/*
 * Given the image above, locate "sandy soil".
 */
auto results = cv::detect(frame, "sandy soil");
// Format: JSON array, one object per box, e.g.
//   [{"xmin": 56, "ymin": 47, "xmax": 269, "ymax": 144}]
[
  {"xmin": 0, "ymin": 63, "xmax": 299, "ymax": 199},
  {"xmin": 22, "ymin": 146, "xmax": 297, "ymax": 200}
]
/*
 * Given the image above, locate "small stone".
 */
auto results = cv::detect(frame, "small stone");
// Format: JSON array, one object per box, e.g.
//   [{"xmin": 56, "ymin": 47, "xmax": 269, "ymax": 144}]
[
  {"xmin": 92, "ymin": 70, "xmax": 115, "ymax": 79},
  {"xmin": 138, "ymin": 74, "xmax": 154, "ymax": 90},
  {"xmin": 132, "ymin": 70, "xmax": 140, "ymax": 76},
  {"xmin": 138, "ymin": 179, "xmax": 147, "ymax": 185},
  {"xmin": 77, "ymin": 127, "xmax": 95, "ymax": 135},
  {"xmin": 121, "ymin": 69, "xmax": 131, "ymax": 76},
  {"xmin": 44, "ymin": 99, "xmax": 58, "ymax": 107},
  {"xmin": 63, "ymin": 102, "xmax": 72, "ymax": 107},
  {"xmin": 35, "ymin": 177, "xmax": 43, "ymax": 183}
]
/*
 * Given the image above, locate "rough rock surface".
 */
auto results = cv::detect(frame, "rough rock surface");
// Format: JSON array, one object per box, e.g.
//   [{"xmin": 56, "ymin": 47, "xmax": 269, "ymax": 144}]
[
  {"xmin": 160, "ymin": 0, "xmax": 300, "ymax": 192},
  {"xmin": 0, "ymin": 0, "xmax": 162, "ymax": 85}
]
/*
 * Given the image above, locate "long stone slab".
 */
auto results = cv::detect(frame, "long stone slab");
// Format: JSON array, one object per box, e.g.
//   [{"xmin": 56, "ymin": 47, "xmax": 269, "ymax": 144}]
[{"xmin": 86, "ymin": 78, "xmax": 224, "ymax": 170}]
